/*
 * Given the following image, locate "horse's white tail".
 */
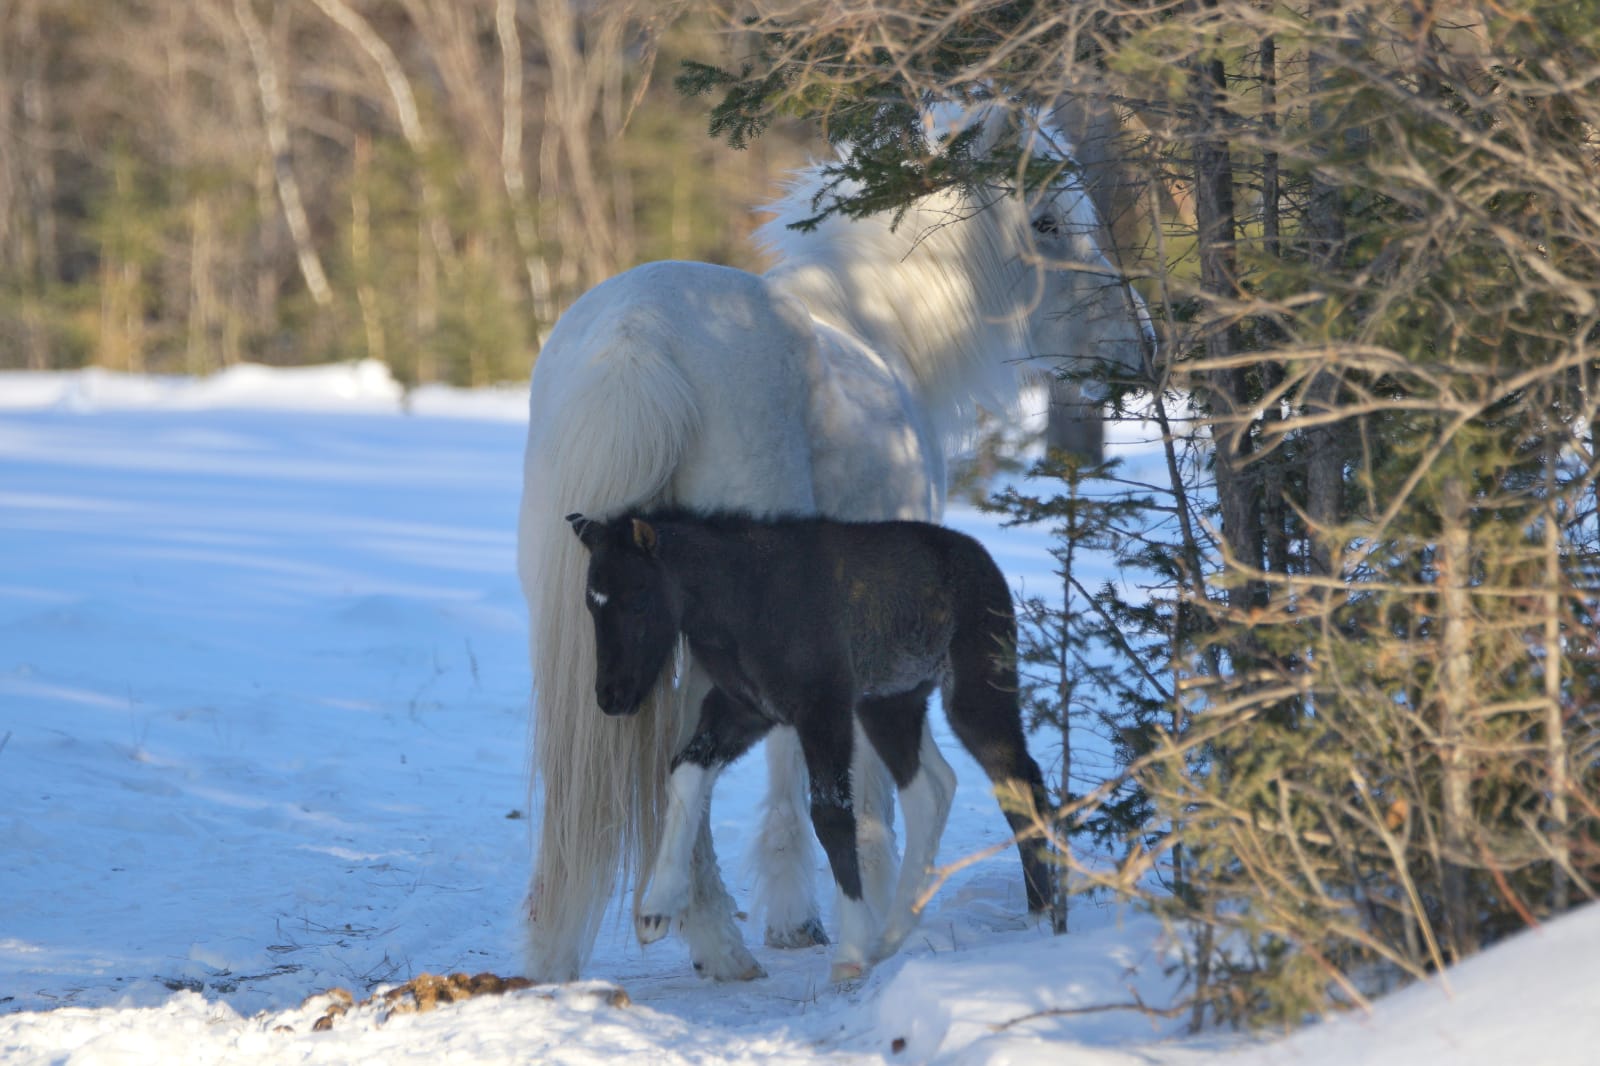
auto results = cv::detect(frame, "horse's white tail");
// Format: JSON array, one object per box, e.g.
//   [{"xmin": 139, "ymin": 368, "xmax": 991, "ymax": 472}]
[{"xmin": 518, "ymin": 332, "xmax": 701, "ymax": 981}]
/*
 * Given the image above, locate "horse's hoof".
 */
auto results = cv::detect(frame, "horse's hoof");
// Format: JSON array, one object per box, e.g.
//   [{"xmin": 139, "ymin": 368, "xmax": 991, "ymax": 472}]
[
  {"xmin": 636, "ymin": 914, "xmax": 672, "ymax": 944},
  {"xmin": 764, "ymin": 917, "xmax": 829, "ymax": 949},
  {"xmin": 828, "ymin": 960, "xmax": 867, "ymax": 984},
  {"xmin": 872, "ymin": 928, "xmax": 910, "ymax": 963}
]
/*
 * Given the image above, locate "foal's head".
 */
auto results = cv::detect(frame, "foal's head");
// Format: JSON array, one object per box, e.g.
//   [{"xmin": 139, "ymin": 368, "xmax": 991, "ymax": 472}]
[{"xmin": 568, "ymin": 513, "xmax": 678, "ymax": 717}]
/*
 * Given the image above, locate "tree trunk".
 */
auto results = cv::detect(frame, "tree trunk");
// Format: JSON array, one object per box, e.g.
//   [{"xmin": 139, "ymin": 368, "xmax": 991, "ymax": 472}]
[
  {"xmin": 8, "ymin": 0, "xmax": 56, "ymax": 368},
  {"xmin": 1436, "ymin": 476, "xmax": 1478, "ymax": 962},
  {"xmin": 1543, "ymin": 443, "xmax": 1570, "ymax": 912},
  {"xmin": 534, "ymin": 0, "xmax": 625, "ymax": 289},
  {"xmin": 187, "ymin": 197, "xmax": 219, "ymax": 375},
  {"xmin": 1260, "ymin": 36, "xmax": 1280, "ymax": 259},
  {"xmin": 308, "ymin": 0, "xmax": 458, "ymax": 281},
  {"xmin": 232, "ymin": 0, "xmax": 333, "ymax": 308},
  {"xmin": 1055, "ymin": 483, "xmax": 1080, "ymax": 937},
  {"xmin": 1303, "ymin": 28, "xmax": 1347, "ymax": 580},
  {"xmin": 1191, "ymin": 40, "xmax": 1261, "ymax": 613},
  {"xmin": 351, "ymin": 137, "xmax": 387, "ymax": 369},
  {"xmin": 1046, "ymin": 380, "xmax": 1105, "ymax": 463},
  {"xmin": 496, "ymin": 0, "xmax": 556, "ymax": 327}
]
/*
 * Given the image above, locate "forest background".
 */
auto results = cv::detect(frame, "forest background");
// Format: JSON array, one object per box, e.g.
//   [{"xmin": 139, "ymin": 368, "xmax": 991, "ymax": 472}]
[
  {"xmin": 0, "ymin": 0, "xmax": 809, "ymax": 386},
  {"xmin": 4, "ymin": 0, "xmax": 1597, "ymax": 1032}
]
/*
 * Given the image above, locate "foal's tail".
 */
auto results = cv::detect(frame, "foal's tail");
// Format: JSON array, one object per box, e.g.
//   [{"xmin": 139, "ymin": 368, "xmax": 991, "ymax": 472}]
[
  {"xmin": 942, "ymin": 542, "xmax": 1058, "ymax": 920},
  {"xmin": 518, "ymin": 324, "xmax": 700, "ymax": 980}
]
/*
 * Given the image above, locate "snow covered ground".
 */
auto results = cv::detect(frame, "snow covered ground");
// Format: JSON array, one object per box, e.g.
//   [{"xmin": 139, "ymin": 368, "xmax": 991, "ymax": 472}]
[{"xmin": 1, "ymin": 362, "xmax": 1594, "ymax": 1064}]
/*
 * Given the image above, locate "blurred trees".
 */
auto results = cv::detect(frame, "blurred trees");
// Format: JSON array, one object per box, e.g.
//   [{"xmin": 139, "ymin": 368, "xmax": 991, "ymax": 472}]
[{"xmin": 0, "ymin": 0, "xmax": 810, "ymax": 384}]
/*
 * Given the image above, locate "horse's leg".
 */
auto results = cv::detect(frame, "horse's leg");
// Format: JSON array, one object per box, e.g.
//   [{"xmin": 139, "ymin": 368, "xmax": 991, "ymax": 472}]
[
  {"xmin": 679, "ymin": 796, "xmax": 765, "ymax": 980},
  {"xmin": 756, "ymin": 728, "xmax": 828, "ymax": 948},
  {"xmin": 674, "ymin": 662, "xmax": 765, "ymax": 980},
  {"xmin": 754, "ymin": 718, "xmax": 896, "ymax": 951},
  {"xmin": 856, "ymin": 698, "xmax": 955, "ymax": 961},
  {"xmin": 852, "ymin": 724, "xmax": 899, "ymax": 930},
  {"xmin": 943, "ymin": 649, "xmax": 1057, "ymax": 920},
  {"xmin": 794, "ymin": 699, "xmax": 874, "ymax": 982},
  {"xmin": 639, "ymin": 682, "xmax": 769, "ymax": 978},
  {"xmin": 635, "ymin": 766, "xmax": 715, "ymax": 945}
]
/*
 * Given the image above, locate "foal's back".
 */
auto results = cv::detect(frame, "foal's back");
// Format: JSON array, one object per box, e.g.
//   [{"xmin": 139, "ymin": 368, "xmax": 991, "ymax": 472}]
[
  {"xmin": 817, "ymin": 520, "xmax": 1012, "ymax": 681},
  {"xmin": 669, "ymin": 515, "xmax": 1015, "ymax": 698}
]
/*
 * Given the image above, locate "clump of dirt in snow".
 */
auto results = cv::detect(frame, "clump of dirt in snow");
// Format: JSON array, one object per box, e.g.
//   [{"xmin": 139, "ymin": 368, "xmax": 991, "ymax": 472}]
[{"xmin": 290, "ymin": 972, "xmax": 630, "ymax": 1032}]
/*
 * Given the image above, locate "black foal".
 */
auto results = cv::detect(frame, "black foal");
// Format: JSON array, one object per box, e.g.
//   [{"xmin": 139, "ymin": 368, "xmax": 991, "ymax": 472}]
[{"xmin": 569, "ymin": 509, "xmax": 1054, "ymax": 981}]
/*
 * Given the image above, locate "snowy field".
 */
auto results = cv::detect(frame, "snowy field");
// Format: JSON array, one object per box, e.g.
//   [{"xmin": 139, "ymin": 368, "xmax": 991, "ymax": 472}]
[{"xmin": 1, "ymin": 362, "xmax": 1594, "ymax": 1064}]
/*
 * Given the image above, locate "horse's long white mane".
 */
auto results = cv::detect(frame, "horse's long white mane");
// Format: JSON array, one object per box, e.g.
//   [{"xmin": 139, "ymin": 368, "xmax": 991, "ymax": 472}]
[{"xmin": 758, "ymin": 114, "xmax": 1124, "ymax": 444}]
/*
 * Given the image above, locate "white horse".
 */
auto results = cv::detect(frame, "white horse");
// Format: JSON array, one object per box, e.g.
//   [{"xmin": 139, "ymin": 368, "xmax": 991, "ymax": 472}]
[{"xmin": 517, "ymin": 120, "xmax": 1148, "ymax": 983}]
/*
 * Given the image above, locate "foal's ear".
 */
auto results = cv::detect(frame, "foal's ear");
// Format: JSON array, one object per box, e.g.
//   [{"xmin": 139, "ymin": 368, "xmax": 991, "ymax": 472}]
[
  {"xmin": 630, "ymin": 518, "xmax": 658, "ymax": 556},
  {"xmin": 566, "ymin": 512, "xmax": 602, "ymax": 549}
]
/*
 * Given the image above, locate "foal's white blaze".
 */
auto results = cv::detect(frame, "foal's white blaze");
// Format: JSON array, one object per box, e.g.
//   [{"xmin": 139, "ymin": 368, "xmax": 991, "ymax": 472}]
[{"xmin": 586, "ymin": 587, "xmax": 608, "ymax": 608}]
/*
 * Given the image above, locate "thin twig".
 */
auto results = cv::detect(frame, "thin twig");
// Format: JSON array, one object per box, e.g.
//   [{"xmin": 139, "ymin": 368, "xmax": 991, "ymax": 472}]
[{"xmin": 991, "ymin": 989, "xmax": 1189, "ymax": 1032}]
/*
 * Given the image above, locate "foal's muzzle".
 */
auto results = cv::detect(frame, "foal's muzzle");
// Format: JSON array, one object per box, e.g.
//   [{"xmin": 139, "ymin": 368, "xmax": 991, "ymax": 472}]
[{"xmin": 595, "ymin": 679, "xmax": 645, "ymax": 717}]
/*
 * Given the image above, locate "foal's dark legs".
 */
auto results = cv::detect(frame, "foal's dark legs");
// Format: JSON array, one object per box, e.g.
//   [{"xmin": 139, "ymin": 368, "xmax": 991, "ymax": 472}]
[
  {"xmin": 637, "ymin": 687, "xmax": 772, "ymax": 950},
  {"xmin": 855, "ymin": 684, "xmax": 933, "ymax": 788},
  {"xmin": 794, "ymin": 694, "xmax": 879, "ymax": 981},
  {"xmin": 946, "ymin": 619, "xmax": 1057, "ymax": 920},
  {"xmin": 943, "ymin": 691, "xmax": 1056, "ymax": 917}
]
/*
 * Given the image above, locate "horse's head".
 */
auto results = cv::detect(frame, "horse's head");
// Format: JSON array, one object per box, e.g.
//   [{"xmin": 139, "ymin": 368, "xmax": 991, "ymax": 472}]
[
  {"xmin": 757, "ymin": 104, "xmax": 1153, "ymax": 441},
  {"xmin": 568, "ymin": 513, "xmax": 679, "ymax": 717},
  {"xmin": 918, "ymin": 102, "xmax": 1152, "ymax": 394},
  {"xmin": 1019, "ymin": 179, "xmax": 1152, "ymax": 396}
]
